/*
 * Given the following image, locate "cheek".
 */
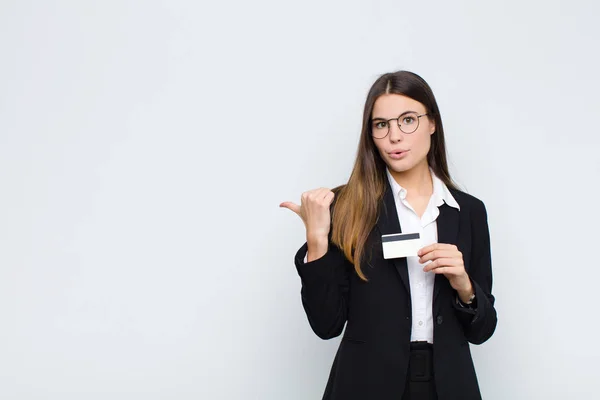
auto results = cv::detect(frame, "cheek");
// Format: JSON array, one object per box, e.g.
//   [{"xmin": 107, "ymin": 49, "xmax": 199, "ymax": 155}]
[
  {"xmin": 372, "ymin": 140, "xmax": 387, "ymax": 156},
  {"xmin": 415, "ymin": 132, "xmax": 432, "ymax": 152}
]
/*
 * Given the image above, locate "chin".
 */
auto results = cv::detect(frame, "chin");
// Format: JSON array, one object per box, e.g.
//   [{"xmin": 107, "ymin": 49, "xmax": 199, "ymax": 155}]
[{"xmin": 386, "ymin": 160, "xmax": 415, "ymax": 173}]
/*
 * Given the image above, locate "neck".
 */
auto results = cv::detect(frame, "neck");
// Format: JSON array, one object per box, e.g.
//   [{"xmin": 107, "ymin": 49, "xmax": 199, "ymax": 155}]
[{"xmin": 389, "ymin": 162, "xmax": 433, "ymax": 196}]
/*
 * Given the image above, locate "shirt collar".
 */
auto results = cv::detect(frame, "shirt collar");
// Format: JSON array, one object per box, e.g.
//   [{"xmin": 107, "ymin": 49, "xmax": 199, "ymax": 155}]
[{"xmin": 385, "ymin": 168, "xmax": 460, "ymax": 211}]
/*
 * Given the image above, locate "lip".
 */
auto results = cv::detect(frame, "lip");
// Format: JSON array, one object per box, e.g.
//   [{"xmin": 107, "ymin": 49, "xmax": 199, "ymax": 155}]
[{"xmin": 388, "ymin": 149, "xmax": 410, "ymax": 159}]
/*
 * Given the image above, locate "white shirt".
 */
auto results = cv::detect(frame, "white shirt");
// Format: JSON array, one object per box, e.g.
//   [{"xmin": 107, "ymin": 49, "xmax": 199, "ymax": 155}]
[{"xmin": 385, "ymin": 168, "xmax": 460, "ymax": 343}]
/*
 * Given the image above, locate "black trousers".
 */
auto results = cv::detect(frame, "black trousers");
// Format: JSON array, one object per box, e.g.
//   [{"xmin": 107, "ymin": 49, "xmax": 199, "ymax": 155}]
[{"xmin": 401, "ymin": 341, "xmax": 438, "ymax": 400}]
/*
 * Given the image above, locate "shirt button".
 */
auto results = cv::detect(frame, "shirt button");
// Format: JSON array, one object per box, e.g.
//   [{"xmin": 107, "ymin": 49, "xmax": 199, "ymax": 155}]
[
  {"xmin": 418, "ymin": 321, "xmax": 423, "ymax": 326},
  {"xmin": 437, "ymin": 316, "xmax": 443, "ymax": 325}
]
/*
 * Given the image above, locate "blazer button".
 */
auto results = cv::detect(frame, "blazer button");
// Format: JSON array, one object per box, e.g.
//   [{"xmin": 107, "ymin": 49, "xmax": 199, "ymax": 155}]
[{"xmin": 437, "ymin": 316, "xmax": 443, "ymax": 325}]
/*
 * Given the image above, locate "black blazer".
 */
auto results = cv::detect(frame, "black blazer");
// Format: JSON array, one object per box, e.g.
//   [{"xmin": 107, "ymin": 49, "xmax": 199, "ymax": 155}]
[{"xmin": 294, "ymin": 180, "xmax": 497, "ymax": 400}]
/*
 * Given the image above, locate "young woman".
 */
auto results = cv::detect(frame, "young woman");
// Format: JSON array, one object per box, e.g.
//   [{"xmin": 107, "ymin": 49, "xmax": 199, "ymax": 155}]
[{"xmin": 280, "ymin": 71, "xmax": 497, "ymax": 400}]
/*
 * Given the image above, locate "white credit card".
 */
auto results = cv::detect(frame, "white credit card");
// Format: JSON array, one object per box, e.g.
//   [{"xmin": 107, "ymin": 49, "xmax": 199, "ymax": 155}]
[{"xmin": 381, "ymin": 232, "xmax": 421, "ymax": 259}]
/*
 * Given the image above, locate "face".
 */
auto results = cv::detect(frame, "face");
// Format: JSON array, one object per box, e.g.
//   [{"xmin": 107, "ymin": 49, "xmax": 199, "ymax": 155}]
[{"xmin": 371, "ymin": 94, "xmax": 435, "ymax": 175}]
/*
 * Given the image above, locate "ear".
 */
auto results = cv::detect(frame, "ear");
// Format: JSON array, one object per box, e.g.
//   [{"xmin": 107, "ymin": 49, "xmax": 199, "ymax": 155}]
[{"xmin": 428, "ymin": 116, "xmax": 436, "ymax": 135}]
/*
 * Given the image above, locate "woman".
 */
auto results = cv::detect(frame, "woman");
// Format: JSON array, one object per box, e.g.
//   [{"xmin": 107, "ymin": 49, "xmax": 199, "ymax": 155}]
[{"xmin": 280, "ymin": 71, "xmax": 497, "ymax": 400}]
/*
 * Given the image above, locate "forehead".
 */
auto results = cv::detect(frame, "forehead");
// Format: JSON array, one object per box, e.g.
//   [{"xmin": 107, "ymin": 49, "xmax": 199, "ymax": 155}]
[{"xmin": 372, "ymin": 94, "xmax": 426, "ymax": 118}]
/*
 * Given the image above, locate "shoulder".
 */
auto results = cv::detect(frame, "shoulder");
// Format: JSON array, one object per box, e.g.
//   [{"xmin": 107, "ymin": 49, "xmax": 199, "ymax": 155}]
[{"xmin": 448, "ymin": 188, "xmax": 487, "ymax": 216}]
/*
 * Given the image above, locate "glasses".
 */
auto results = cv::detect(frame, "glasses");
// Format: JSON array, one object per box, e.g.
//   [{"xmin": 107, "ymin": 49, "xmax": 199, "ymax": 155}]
[{"xmin": 371, "ymin": 112, "xmax": 429, "ymax": 139}]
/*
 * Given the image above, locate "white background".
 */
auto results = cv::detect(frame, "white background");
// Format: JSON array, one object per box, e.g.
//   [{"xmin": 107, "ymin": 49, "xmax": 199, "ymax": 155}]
[{"xmin": 1, "ymin": 1, "xmax": 598, "ymax": 399}]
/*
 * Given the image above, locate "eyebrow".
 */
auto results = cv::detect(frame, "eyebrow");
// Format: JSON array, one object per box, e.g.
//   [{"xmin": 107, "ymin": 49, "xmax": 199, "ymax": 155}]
[{"xmin": 372, "ymin": 110, "xmax": 418, "ymax": 121}]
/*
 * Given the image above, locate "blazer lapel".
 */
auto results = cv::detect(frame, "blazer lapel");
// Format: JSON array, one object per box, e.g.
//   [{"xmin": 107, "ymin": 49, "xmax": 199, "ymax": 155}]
[
  {"xmin": 376, "ymin": 179, "xmax": 411, "ymax": 294},
  {"xmin": 433, "ymin": 202, "xmax": 460, "ymax": 302}
]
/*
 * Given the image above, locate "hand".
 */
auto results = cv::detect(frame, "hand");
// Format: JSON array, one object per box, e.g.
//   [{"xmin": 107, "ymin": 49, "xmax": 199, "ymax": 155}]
[
  {"xmin": 418, "ymin": 243, "xmax": 473, "ymax": 300},
  {"xmin": 280, "ymin": 188, "xmax": 335, "ymax": 243}
]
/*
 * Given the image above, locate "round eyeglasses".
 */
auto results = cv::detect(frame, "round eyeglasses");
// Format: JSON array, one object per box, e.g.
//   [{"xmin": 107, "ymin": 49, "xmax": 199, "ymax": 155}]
[{"xmin": 371, "ymin": 112, "xmax": 429, "ymax": 139}]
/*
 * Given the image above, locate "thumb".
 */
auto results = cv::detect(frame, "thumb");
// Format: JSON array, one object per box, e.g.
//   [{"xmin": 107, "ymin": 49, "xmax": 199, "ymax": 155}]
[{"xmin": 279, "ymin": 201, "xmax": 301, "ymax": 216}]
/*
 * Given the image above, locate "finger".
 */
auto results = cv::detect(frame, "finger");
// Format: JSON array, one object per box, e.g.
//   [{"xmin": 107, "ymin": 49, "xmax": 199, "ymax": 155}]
[
  {"xmin": 419, "ymin": 249, "xmax": 461, "ymax": 264},
  {"xmin": 303, "ymin": 188, "xmax": 333, "ymax": 207},
  {"xmin": 279, "ymin": 201, "xmax": 301, "ymax": 216},
  {"xmin": 431, "ymin": 266, "xmax": 450, "ymax": 275},
  {"xmin": 431, "ymin": 265, "xmax": 464, "ymax": 275},
  {"xmin": 309, "ymin": 188, "xmax": 332, "ymax": 203},
  {"xmin": 310, "ymin": 188, "xmax": 327, "ymax": 203},
  {"xmin": 417, "ymin": 243, "xmax": 439, "ymax": 256},
  {"xmin": 417, "ymin": 243, "xmax": 458, "ymax": 257},
  {"xmin": 423, "ymin": 258, "xmax": 463, "ymax": 272},
  {"xmin": 324, "ymin": 190, "xmax": 335, "ymax": 206},
  {"xmin": 301, "ymin": 189, "xmax": 321, "ymax": 204}
]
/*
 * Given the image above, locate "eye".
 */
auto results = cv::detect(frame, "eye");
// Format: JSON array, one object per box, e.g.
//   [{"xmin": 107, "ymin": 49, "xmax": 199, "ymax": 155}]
[
  {"xmin": 374, "ymin": 121, "xmax": 388, "ymax": 129},
  {"xmin": 402, "ymin": 116, "xmax": 416, "ymax": 125}
]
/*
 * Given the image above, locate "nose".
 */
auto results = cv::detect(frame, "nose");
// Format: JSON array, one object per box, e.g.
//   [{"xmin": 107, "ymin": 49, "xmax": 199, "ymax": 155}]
[{"xmin": 388, "ymin": 121, "xmax": 404, "ymax": 142}]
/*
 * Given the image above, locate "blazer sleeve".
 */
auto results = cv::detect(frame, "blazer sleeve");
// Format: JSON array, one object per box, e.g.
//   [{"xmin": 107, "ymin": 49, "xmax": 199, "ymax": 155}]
[
  {"xmin": 453, "ymin": 199, "xmax": 498, "ymax": 345},
  {"xmin": 294, "ymin": 241, "xmax": 351, "ymax": 340}
]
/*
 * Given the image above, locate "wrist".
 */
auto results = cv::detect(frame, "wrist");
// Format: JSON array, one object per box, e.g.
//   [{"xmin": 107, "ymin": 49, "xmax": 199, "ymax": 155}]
[
  {"xmin": 307, "ymin": 232, "xmax": 328, "ymax": 246},
  {"xmin": 306, "ymin": 235, "xmax": 328, "ymax": 262},
  {"xmin": 456, "ymin": 278, "xmax": 474, "ymax": 303}
]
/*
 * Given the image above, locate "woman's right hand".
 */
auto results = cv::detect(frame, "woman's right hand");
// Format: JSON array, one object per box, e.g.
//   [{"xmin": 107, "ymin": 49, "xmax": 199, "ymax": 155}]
[{"xmin": 280, "ymin": 188, "xmax": 335, "ymax": 261}]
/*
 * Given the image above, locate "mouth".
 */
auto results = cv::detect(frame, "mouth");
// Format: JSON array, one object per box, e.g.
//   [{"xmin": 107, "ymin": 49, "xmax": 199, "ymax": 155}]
[{"xmin": 388, "ymin": 149, "xmax": 410, "ymax": 159}]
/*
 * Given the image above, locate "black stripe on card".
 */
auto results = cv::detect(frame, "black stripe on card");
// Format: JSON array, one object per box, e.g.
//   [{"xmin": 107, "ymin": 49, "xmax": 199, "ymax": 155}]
[{"xmin": 381, "ymin": 233, "xmax": 420, "ymax": 243}]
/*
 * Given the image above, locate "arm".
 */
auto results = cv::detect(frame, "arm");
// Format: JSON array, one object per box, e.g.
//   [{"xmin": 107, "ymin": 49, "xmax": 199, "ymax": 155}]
[
  {"xmin": 281, "ymin": 186, "xmax": 349, "ymax": 340},
  {"xmin": 294, "ymin": 241, "xmax": 350, "ymax": 340},
  {"xmin": 453, "ymin": 200, "xmax": 497, "ymax": 345}
]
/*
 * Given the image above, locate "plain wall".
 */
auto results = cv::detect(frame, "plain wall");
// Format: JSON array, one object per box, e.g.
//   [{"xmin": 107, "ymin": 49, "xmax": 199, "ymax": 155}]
[{"xmin": 1, "ymin": 1, "xmax": 599, "ymax": 399}]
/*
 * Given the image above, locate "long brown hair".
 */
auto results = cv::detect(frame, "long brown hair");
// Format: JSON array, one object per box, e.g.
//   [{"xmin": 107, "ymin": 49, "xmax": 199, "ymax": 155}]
[{"xmin": 331, "ymin": 71, "xmax": 458, "ymax": 281}]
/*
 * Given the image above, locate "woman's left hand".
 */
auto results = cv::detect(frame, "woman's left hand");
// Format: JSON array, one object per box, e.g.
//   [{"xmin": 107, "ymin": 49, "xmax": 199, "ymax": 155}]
[{"xmin": 418, "ymin": 243, "xmax": 473, "ymax": 297}]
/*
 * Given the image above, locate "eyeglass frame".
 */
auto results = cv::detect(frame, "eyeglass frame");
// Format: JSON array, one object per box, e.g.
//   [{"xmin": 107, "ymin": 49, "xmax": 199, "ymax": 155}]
[{"xmin": 371, "ymin": 112, "xmax": 430, "ymax": 138}]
